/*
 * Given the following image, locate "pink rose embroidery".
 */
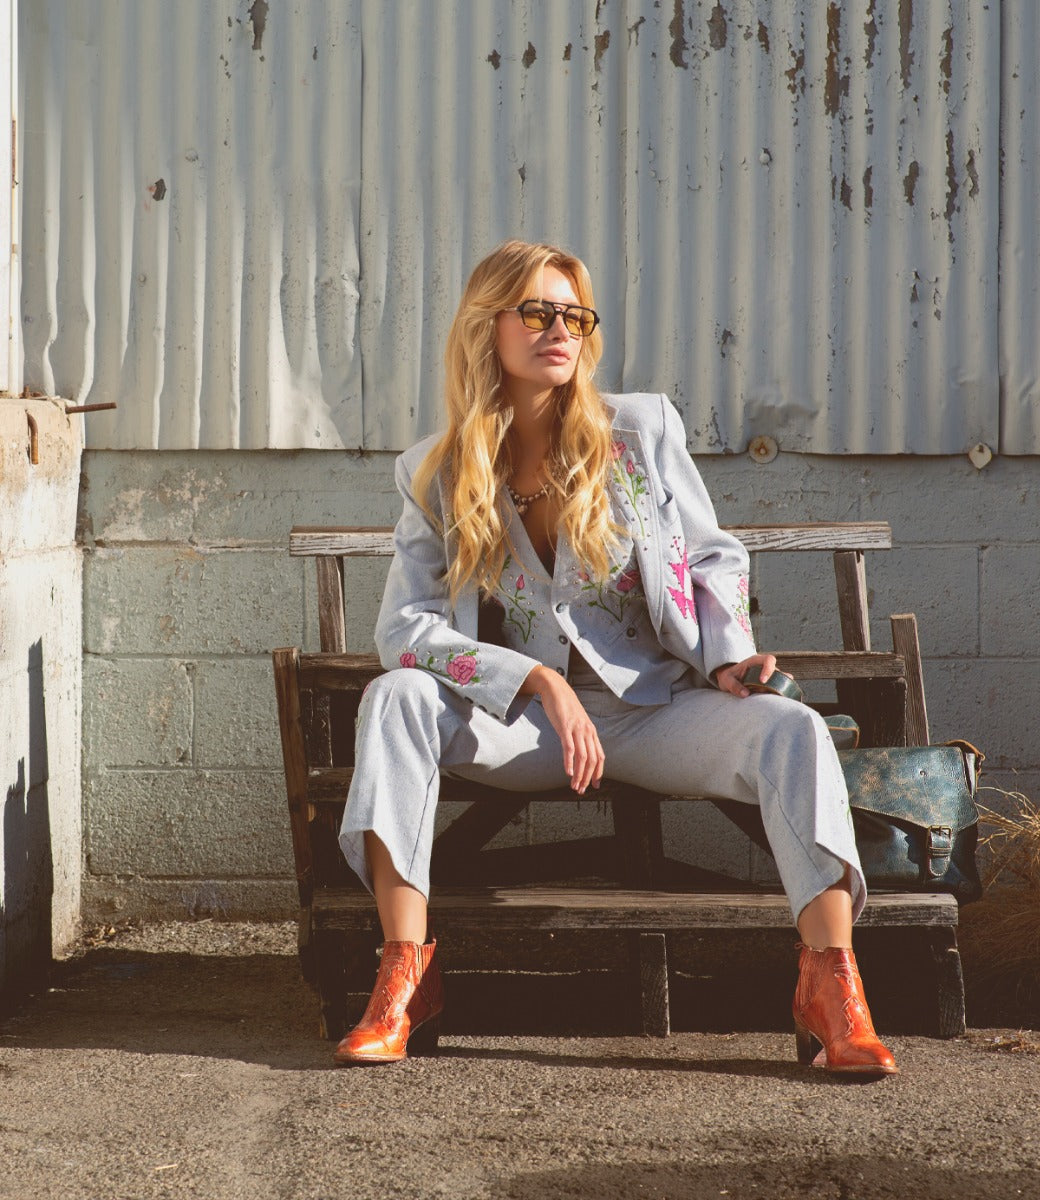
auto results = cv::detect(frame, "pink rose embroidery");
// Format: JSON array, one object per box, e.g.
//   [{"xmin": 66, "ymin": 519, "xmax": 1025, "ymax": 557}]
[
  {"xmin": 616, "ymin": 567, "xmax": 640, "ymax": 594},
  {"xmin": 611, "ymin": 440, "xmax": 626, "ymax": 461},
  {"xmin": 626, "ymin": 459, "xmax": 635, "ymax": 476},
  {"xmin": 399, "ymin": 652, "xmax": 417, "ymax": 668},
  {"xmin": 447, "ymin": 654, "xmax": 477, "ymax": 685},
  {"xmin": 516, "ymin": 574, "xmax": 525, "ymax": 591}
]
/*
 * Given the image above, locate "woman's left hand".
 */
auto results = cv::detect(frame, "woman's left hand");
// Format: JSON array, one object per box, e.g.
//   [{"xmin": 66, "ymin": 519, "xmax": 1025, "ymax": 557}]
[{"xmin": 713, "ymin": 653, "xmax": 788, "ymax": 699}]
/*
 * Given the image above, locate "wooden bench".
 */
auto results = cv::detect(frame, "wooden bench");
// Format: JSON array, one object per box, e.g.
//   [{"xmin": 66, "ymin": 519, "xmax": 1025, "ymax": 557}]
[{"xmin": 273, "ymin": 521, "xmax": 965, "ymax": 1042}]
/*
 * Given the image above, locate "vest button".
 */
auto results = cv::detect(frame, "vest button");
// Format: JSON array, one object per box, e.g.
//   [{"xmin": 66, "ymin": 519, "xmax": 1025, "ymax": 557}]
[
  {"xmin": 556, "ymin": 666, "xmax": 565, "ymax": 675},
  {"xmin": 555, "ymin": 602, "xmax": 566, "ymax": 613},
  {"xmin": 625, "ymin": 626, "xmax": 637, "ymax": 638},
  {"xmin": 558, "ymin": 635, "xmax": 567, "ymax": 644}
]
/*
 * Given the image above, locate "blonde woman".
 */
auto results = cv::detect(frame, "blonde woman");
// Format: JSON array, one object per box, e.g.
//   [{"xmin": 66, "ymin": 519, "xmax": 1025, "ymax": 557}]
[{"xmin": 334, "ymin": 240, "xmax": 897, "ymax": 1077}]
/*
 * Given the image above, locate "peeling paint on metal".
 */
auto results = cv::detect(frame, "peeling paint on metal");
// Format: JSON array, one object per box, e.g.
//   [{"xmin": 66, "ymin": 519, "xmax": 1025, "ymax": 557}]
[
  {"xmin": 904, "ymin": 160, "xmax": 920, "ymax": 205},
  {"xmin": 824, "ymin": 3, "xmax": 850, "ymax": 117},
  {"xmin": 864, "ymin": 1, "xmax": 878, "ymax": 69},
  {"xmin": 707, "ymin": 3, "xmax": 727, "ymax": 52},
  {"xmin": 248, "ymin": 0, "xmax": 267, "ymax": 53},
  {"xmin": 899, "ymin": 0, "xmax": 915, "ymax": 90},
  {"xmin": 17, "ymin": 0, "xmax": 1010, "ymax": 455},
  {"xmin": 669, "ymin": 0, "xmax": 689, "ymax": 68}
]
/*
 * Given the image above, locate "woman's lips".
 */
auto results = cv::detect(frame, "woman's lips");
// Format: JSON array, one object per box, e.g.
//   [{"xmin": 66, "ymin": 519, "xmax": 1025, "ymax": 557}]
[{"xmin": 539, "ymin": 350, "xmax": 572, "ymax": 364}]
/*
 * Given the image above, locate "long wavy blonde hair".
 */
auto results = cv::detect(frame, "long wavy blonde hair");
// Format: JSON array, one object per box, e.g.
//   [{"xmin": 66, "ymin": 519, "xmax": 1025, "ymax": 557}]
[{"xmin": 411, "ymin": 240, "xmax": 625, "ymax": 606}]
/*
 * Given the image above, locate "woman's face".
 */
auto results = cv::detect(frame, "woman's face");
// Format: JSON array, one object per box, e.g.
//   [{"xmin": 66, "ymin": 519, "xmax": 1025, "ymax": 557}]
[{"xmin": 495, "ymin": 266, "xmax": 583, "ymax": 398}]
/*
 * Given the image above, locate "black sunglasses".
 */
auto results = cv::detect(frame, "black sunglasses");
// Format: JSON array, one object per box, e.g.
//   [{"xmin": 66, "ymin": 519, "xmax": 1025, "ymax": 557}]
[{"xmin": 513, "ymin": 299, "xmax": 600, "ymax": 338}]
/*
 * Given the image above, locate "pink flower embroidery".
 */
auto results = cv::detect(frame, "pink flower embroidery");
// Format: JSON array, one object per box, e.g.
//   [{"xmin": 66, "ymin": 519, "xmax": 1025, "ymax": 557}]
[
  {"xmin": 611, "ymin": 440, "xmax": 626, "ymax": 460},
  {"xmin": 667, "ymin": 541, "xmax": 698, "ymax": 621},
  {"xmin": 735, "ymin": 575, "xmax": 753, "ymax": 637},
  {"xmin": 447, "ymin": 654, "xmax": 478, "ymax": 685},
  {"xmin": 626, "ymin": 459, "xmax": 635, "ymax": 476},
  {"xmin": 399, "ymin": 652, "xmax": 417, "ymax": 668},
  {"xmin": 516, "ymin": 574, "xmax": 525, "ymax": 591},
  {"xmin": 616, "ymin": 567, "xmax": 640, "ymax": 593}
]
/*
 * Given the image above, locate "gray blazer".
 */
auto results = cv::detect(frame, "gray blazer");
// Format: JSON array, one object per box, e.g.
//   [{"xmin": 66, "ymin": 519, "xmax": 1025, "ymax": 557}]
[{"xmin": 374, "ymin": 392, "xmax": 757, "ymax": 723}]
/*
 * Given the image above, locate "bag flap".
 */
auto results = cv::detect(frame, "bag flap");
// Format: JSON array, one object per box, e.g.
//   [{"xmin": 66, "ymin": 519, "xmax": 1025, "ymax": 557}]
[{"xmin": 838, "ymin": 745, "xmax": 979, "ymax": 832}]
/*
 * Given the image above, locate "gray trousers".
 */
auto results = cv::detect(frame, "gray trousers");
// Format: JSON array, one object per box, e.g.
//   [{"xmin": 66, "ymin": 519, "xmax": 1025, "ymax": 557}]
[{"xmin": 340, "ymin": 659, "xmax": 866, "ymax": 925}]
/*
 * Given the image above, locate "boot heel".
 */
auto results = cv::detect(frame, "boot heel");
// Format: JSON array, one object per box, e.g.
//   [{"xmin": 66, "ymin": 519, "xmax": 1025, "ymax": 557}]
[
  {"xmin": 795, "ymin": 1021, "xmax": 821, "ymax": 1066},
  {"xmin": 407, "ymin": 1016, "xmax": 441, "ymax": 1057}
]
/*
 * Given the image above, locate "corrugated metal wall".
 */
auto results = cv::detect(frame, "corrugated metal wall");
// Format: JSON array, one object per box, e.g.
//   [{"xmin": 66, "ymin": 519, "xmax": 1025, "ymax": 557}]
[{"xmin": 17, "ymin": 1, "xmax": 1033, "ymax": 454}]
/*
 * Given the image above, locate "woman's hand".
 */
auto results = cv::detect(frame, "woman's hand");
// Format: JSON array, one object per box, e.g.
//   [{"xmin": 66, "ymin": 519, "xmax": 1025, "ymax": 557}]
[
  {"xmin": 521, "ymin": 665, "xmax": 604, "ymax": 794},
  {"xmin": 713, "ymin": 652, "xmax": 789, "ymax": 699}
]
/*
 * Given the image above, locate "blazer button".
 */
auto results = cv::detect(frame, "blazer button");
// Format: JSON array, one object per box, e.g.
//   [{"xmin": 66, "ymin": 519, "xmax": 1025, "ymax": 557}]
[
  {"xmin": 556, "ymin": 666, "xmax": 565, "ymax": 675},
  {"xmin": 625, "ymin": 626, "xmax": 637, "ymax": 639},
  {"xmin": 555, "ymin": 602, "xmax": 566, "ymax": 613},
  {"xmin": 558, "ymin": 634, "xmax": 568, "ymax": 644}
]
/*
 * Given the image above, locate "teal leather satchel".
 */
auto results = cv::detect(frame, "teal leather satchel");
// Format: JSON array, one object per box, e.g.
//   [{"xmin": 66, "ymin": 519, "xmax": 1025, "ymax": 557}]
[
  {"xmin": 731, "ymin": 669, "xmax": 984, "ymax": 901},
  {"xmin": 839, "ymin": 741, "xmax": 984, "ymax": 902}
]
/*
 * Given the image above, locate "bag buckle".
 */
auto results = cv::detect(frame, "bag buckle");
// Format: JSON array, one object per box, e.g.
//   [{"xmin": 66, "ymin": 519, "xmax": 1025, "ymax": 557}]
[{"xmin": 926, "ymin": 825, "xmax": 954, "ymax": 878}]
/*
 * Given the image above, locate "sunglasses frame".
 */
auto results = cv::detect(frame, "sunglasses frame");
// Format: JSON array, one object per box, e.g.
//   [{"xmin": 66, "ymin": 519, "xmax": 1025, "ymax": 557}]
[{"xmin": 513, "ymin": 299, "xmax": 601, "ymax": 338}]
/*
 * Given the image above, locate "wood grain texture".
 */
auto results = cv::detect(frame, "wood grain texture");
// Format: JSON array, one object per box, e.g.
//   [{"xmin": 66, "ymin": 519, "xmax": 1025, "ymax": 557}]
[
  {"xmin": 638, "ymin": 932, "xmax": 670, "ymax": 1036},
  {"xmin": 890, "ymin": 613, "xmax": 931, "ymax": 746},
  {"xmin": 312, "ymin": 887, "xmax": 959, "ymax": 931},
  {"xmin": 290, "ymin": 522, "xmax": 893, "ymax": 558},
  {"xmin": 271, "ymin": 647, "xmax": 314, "ymax": 907},
  {"xmin": 834, "ymin": 549, "xmax": 871, "ymax": 651},
  {"xmin": 315, "ymin": 556, "xmax": 347, "ymax": 653},
  {"xmin": 773, "ymin": 651, "xmax": 905, "ymax": 679}
]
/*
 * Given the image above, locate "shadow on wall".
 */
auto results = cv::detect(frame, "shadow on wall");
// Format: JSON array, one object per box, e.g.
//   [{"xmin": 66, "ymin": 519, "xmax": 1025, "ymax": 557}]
[{"xmin": 2, "ymin": 640, "xmax": 54, "ymax": 1005}]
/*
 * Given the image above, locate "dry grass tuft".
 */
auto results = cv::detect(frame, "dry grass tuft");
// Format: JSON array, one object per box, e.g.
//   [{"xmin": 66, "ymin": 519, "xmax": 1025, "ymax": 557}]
[
  {"xmin": 959, "ymin": 785, "xmax": 1040, "ymax": 1026},
  {"xmin": 977, "ymin": 785, "xmax": 1040, "ymax": 891}
]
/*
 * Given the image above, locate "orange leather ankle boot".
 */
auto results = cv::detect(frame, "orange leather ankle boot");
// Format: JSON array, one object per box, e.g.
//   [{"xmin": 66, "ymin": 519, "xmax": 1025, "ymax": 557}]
[
  {"xmin": 333, "ymin": 939, "xmax": 444, "ymax": 1066},
  {"xmin": 793, "ymin": 944, "xmax": 898, "ymax": 1076}
]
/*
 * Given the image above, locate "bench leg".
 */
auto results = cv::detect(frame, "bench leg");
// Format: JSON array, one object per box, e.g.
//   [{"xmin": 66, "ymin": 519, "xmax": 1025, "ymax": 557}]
[
  {"xmin": 637, "ymin": 932, "xmax": 670, "ymax": 1037},
  {"xmin": 928, "ymin": 927, "xmax": 966, "ymax": 1038}
]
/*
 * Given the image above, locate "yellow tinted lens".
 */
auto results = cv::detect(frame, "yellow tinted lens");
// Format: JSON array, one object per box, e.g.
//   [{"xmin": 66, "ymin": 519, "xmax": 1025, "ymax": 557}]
[
  {"xmin": 520, "ymin": 302, "xmax": 555, "ymax": 330},
  {"xmin": 563, "ymin": 309, "xmax": 594, "ymax": 336}
]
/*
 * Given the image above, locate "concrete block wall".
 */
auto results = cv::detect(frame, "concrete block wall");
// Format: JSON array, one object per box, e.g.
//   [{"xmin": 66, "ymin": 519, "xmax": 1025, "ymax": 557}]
[
  {"xmin": 1, "ymin": 399, "xmax": 82, "ymax": 1002},
  {"xmin": 79, "ymin": 449, "xmax": 1040, "ymax": 919}
]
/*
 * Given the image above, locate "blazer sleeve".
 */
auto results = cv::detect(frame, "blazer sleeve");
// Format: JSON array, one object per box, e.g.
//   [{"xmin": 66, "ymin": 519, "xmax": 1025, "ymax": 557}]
[
  {"xmin": 654, "ymin": 393, "xmax": 758, "ymax": 679},
  {"xmin": 374, "ymin": 450, "xmax": 542, "ymax": 723}
]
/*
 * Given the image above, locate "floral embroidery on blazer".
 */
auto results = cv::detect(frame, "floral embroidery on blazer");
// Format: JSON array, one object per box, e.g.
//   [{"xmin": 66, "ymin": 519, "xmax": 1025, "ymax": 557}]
[{"xmin": 374, "ymin": 391, "xmax": 757, "ymax": 723}]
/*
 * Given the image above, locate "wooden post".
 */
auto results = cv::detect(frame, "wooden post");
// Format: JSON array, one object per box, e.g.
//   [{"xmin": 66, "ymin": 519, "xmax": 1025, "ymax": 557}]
[
  {"xmin": 638, "ymin": 932, "xmax": 670, "ymax": 1036},
  {"xmin": 315, "ymin": 556, "xmax": 347, "ymax": 653},
  {"xmin": 890, "ymin": 613, "xmax": 930, "ymax": 746},
  {"xmin": 272, "ymin": 647, "xmax": 314, "ymax": 908},
  {"xmin": 928, "ymin": 927, "xmax": 966, "ymax": 1038}
]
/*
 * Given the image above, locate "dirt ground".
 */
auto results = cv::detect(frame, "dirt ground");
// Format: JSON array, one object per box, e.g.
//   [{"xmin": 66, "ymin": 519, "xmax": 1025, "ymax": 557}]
[{"xmin": 1, "ymin": 920, "xmax": 1039, "ymax": 1200}]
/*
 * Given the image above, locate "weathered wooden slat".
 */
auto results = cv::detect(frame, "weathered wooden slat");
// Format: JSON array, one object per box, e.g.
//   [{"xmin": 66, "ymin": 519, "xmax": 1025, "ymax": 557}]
[
  {"xmin": 638, "ymin": 933, "xmax": 670, "ymax": 1037},
  {"xmin": 729, "ymin": 522, "xmax": 892, "ymax": 552},
  {"xmin": 772, "ymin": 651, "xmax": 905, "ymax": 679},
  {"xmin": 291, "ymin": 522, "xmax": 893, "ymax": 559},
  {"xmin": 271, "ymin": 648, "xmax": 314, "ymax": 907},
  {"xmin": 315, "ymin": 556, "xmax": 347, "ymax": 653},
  {"xmin": 890, "ymin": 613, "xmax": 931, "ymax": 747},
  {"xmin": 299, "ymin": 653, "xmax": 383, "ymax": 691},
  {"xmin": 312, "ymin": 887, "xmax": 958, "ymax": 931},
  {"xmin": 291, "ymin": 527, "xmax": 395, "ymax": 556},
  {"xmin": 833, "ymin": 550, "xmax": 871, "ymax": 652}
]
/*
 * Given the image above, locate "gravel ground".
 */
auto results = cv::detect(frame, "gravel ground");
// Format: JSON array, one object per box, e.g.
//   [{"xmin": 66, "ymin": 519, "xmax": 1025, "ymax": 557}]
[{"xmin": 1, "ymin": 921, "xmax": 1038, "ymax": 1200}]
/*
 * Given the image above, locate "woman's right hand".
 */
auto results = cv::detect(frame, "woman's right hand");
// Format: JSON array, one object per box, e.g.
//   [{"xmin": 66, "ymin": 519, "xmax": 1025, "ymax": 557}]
[{"xmin": 521, "ymin": 665, "xmax": 604, "ymax": 795}]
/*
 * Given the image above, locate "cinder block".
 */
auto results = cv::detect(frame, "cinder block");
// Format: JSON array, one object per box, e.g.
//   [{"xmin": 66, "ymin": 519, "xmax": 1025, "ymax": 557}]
[
  {"xmin": 85, "ymin": 768, "xmax": 292, "ymax": 877},
  {"xmin": 925, "ymin": 659, "xmax": 1040, "ymax": 771},
  {"xmin": 83, "ymin": 657, "xmax": 193, "ymax": 767},
  {"xmin": 84, "ymin": 546, "xmax": 304, "ymax": 655},
  {"xmin": 980, "ymin": 544, "xmax": 1040, "ymax": 656},
  {"xmin": 0, "ymin": 399, "xmax": 81, "ymax": 555},
  {"xmin": 80, "ymin": 449, "xmax": 401, "ymax": 545},
  {"xmin": 81, "ymin": 876, "xmax": 298, "ymax": 922},
  {"xmin": 194, "ymin": 658, "xmax": 282, "ymax": 768},
  {"xmin": 867, "ymin": 546, "xmax": 978, "ymax": 657}
]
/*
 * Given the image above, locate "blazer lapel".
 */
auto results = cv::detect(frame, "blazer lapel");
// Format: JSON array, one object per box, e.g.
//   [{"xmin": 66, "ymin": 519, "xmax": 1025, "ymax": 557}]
[{"xmin": 607, "ymin": 421, "xmax": 665, "ymax": 629}]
